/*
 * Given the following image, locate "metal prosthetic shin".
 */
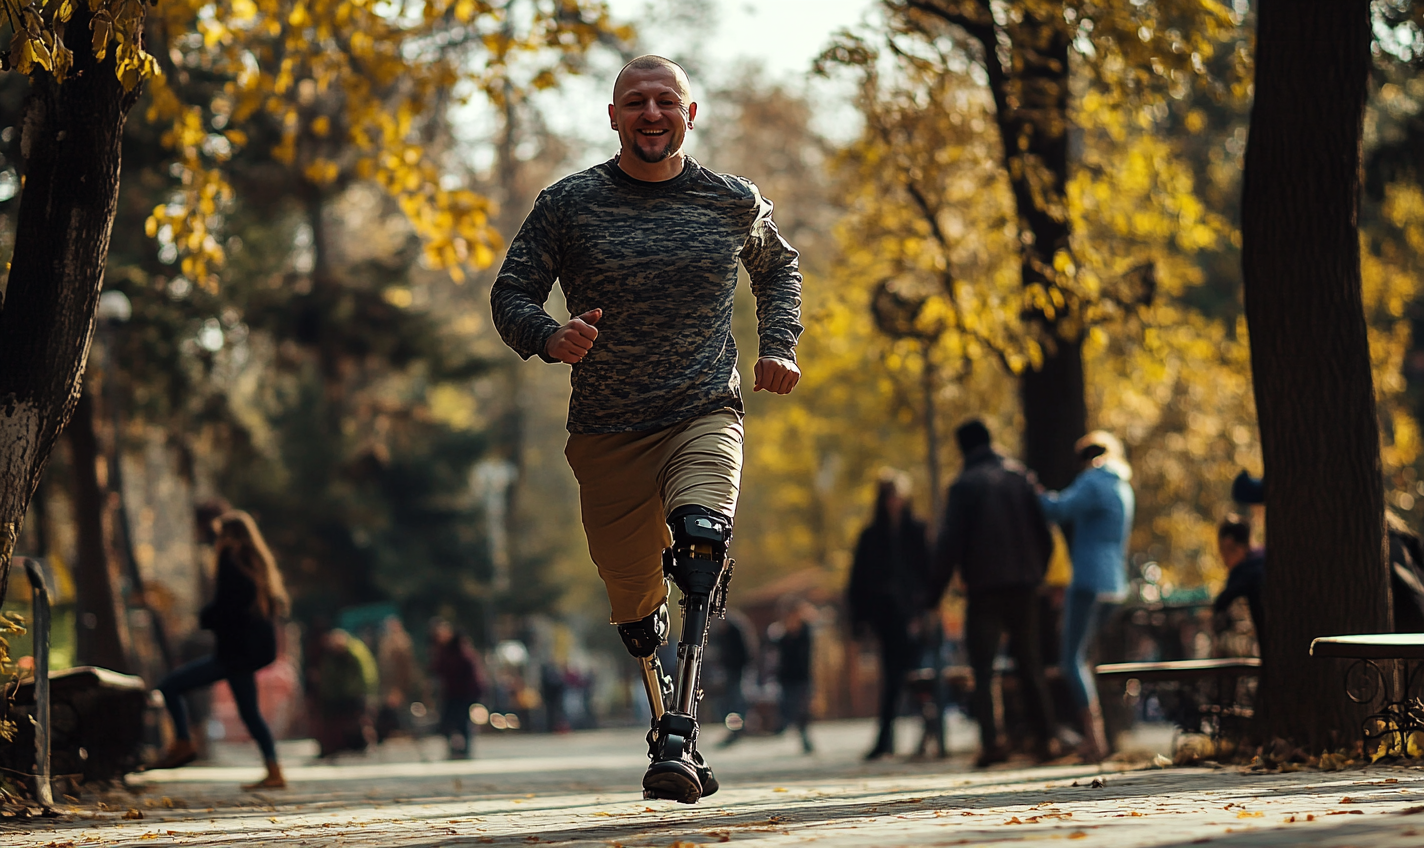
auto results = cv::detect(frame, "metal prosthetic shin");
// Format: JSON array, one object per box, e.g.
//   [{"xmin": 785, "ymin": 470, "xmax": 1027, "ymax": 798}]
[
  {"xmin": 649, "ymin": 507, "xmax": 734, "ymax": 768},
  {"xmin": 617, "ymin": 604, "xmax": 674, "ymax": 723}
]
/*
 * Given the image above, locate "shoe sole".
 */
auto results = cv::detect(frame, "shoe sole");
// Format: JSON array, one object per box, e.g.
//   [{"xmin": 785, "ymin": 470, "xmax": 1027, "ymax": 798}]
[
  {"xmin": 643, "ymin": 763, "xmax": 701, "ymax": 804},
  {"xmin": 146, "ymin": 753, "xmax": 197, "ymax": 771}
]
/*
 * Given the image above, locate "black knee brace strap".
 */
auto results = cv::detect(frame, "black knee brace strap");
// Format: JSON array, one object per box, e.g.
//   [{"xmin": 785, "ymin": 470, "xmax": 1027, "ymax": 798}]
[
  {"xmin": 667, "ymin": 505, "xmax": 731, "ymax": 563},
  {"xmin": 618, "ymin": 605, "xmax": 669, "ymax": 658},
  {"xmin": 664, "ymin": 505, "xmax": 734, "ymax": 620}
]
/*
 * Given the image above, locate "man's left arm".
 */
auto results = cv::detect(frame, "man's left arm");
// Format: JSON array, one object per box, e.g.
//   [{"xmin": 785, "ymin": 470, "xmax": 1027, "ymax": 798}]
[{"xmin": 741, "ymin": 188, "xmax": 804, "ymax": 394}]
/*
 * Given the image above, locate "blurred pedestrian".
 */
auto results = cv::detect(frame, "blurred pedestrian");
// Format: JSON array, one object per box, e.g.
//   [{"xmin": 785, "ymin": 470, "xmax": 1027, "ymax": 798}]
[
  {"xmin": 1230, "ymin": 475, "xmax": 1424, "ymax": 634},
  {"xmin": 935, "ymin": 419, "xmax": 1058, "ymax": 767},
  {"xmin": 431, "ymin": 620, "xmax": 485, "ymax": 759},
  {"xmin": 152, "ymin": 510, "xmax": 288, "ymax": 790},
  {"xmin": 848, "ymin": 469, "xmax": 931, "ymax": 759},
  {"xmin": 376, "ymin": 616, "xmax": 419, "ymax": 741},
  {"xmin": 315, "ymin": 629, "xmax": 377, "ymax": 757},
  {"xmin": 542, "ymin": 661, "xmax": 569, "ymax": 733},
  {"xmin": 769, "ymin": 598, "xmax": 815, "ymax": 754},
  {"xmin": 713, "ymin": 610, "xmax": 757, "ymax": 746},
  {"xmin": 1040, "ymin": 431, "xmax": 1135, "ymax": 763},
  {"xmin": 1388, "ymin": 510, "xmax": 1424, "ymax": 632},
  {"xmin": 1212, "ymin": 515, "xmax": 1266, "ymax": 647}
]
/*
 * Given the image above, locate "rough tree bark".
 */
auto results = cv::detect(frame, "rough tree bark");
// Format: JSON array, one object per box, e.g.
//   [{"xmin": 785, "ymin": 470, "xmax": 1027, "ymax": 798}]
[
  {"xmin": 0, "ymin": 5, "xmax": 145, "ymax": 609},
  {"xmin": 1241, "ymin": 0, "xmax": 1388, "ymax": 749},
  {"xmin": 897, "ymin": 0, "xmax": 1085, "ymax": 488}
]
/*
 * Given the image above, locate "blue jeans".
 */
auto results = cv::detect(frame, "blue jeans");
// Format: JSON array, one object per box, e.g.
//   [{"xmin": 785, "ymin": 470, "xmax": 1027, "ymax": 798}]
[
  {"xmin": 158, "ymin": 655, "xmax": 277, "ymax": 762},
  {"xmin": 1060, "ymin": 588, "xmax": 1119, "ymax": 710}
]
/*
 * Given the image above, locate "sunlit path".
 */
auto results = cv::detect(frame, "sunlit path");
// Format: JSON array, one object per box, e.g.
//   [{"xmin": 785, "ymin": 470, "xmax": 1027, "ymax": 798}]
[{"xmin": 6, "ymin": 720, "xmax": 1424, "ymax": 847}]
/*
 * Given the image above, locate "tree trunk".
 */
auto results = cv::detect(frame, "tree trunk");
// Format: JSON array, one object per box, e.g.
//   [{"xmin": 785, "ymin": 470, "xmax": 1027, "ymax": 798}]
[
  {"xmin": 1021, "ymin": 336, "xmax": 1086, "ymax": 491},
  {"xmin": 1241, "ymin": 0, "xmax": 1386, "ymax": 750},
  {"xmin": 0, "ymin": 5, "xmax": 144, "ymax": 607},
  {"xmin": 68, "ymin": 392, "xmax": 134, "ymax": 673},
  {"xmin": 988, "ymin": 8, "xmax": 1083, "ymax": 490},
  {"xmin": 901, "ymin": 0, "xmax": 1086, "ymax": 488}
]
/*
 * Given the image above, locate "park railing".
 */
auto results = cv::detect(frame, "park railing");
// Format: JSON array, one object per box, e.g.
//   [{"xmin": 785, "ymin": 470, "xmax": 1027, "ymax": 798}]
[{"xmin": 14, "ymin": 556, "xmax": 54, "ymax": 808}]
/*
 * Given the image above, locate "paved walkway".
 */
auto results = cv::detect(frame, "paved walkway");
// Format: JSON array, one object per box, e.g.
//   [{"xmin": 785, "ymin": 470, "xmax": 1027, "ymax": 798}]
[{"xmin": 6, "ymin": 719, "xmax": 1424, "ymax": 846}]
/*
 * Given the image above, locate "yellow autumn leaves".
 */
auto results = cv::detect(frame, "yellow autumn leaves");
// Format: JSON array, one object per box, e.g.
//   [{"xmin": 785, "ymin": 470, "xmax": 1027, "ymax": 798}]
[
  {"xmin": 5, "ymin": 0, "xmax": 626, "ymax": 289},
  {"xmin": 4, "ymin": 0, "xmax": 155, "ymax": 87}
]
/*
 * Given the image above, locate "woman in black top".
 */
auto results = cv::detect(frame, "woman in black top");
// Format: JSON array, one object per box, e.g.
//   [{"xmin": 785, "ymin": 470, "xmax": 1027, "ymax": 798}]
[
  {"xmin": 152, "ymin": 510, "xmax": 288, "ymax": 789},
  {"xmin": 847, "ymin": 471, "xmax": 930, "ymax": 759}
]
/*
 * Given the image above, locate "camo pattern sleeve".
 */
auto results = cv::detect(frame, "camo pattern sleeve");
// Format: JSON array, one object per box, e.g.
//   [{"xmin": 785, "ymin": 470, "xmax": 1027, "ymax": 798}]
[
  {"xmin": 488, "ymin": 189, "xmax": 565, "ymax": 363},
  {"xmin": 490, "ymin": 158, "xmax": 803, "ymax": 434}
]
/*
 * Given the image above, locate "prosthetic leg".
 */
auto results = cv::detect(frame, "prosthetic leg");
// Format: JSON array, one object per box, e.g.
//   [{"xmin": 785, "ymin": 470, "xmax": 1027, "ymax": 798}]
[
  {"xmin": 634, "ymin": 506, "xmax": 734, "ymax": 803},
  {"xmin": 618, "ymin": 602, "xmax": 676, "ymax": 737}
]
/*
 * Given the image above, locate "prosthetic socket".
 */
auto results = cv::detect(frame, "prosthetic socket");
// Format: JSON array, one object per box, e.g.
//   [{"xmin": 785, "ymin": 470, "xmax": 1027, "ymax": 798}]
[{"xmin": 616, "ymin": 506, "xmax": 734, "ymax": 765}]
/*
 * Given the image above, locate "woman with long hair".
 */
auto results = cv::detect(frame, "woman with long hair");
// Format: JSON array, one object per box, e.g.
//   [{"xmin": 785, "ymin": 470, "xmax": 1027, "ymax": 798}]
[
  {"xmin": 152, "ymin": 510, "xmax": 290, "ymax": 789},
  {"xmin": 846, "ymin": 469, "xmax": 931, "ymax": 759},
  {"xmin": 1039, "ymin": 431, "xmax": 1135, "ymax": 762}
]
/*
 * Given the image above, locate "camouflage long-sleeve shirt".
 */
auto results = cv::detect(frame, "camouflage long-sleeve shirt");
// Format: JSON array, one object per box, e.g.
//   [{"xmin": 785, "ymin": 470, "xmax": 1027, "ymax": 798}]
[{"xmin": 490, "ymin": 158, "xmax": 803, "ymax": 434}]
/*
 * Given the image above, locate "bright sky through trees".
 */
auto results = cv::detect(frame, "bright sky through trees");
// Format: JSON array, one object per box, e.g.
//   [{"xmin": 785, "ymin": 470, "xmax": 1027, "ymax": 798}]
[
  {"xmin": 453, "ymin": 0, "xmax": 877, "ymax": 175},
  {"xmin": 632, "ymin": 0, "xmax": 878, "ymax": 81}
]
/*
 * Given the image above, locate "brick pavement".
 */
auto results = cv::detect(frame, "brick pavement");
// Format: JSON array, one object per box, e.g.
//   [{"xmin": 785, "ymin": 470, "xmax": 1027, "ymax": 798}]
[{"xmin": 5, "ymin": 720, "xmax": 1424, "ymax": 847}]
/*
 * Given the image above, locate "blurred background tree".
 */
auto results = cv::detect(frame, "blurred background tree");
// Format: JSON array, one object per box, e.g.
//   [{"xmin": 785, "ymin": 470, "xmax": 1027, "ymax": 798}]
[{"xmin": 1, "ymin": 0, "xmax": 1422, "ymax": 746}]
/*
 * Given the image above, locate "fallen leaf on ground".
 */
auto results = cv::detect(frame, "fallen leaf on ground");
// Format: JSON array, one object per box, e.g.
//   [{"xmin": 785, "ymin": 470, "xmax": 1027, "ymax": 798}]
[
  {"xmin": 1326, "ymin": 810, "xmax": 1364, "ymax": 816},
  {"xmin": 1236, "ymin": 811, "xmax": 1263, "ymax": 818},
  {"xmin": 1068, "ymin": 833, "xmax": 1088, "ymax": 840},
  {"xmin": 123, "ymin": 809, "xmax": 144, "ymax": 820},
  {"xmin": 1090, "ymin": 778, "xmax": 1106, "ymax": 788}
]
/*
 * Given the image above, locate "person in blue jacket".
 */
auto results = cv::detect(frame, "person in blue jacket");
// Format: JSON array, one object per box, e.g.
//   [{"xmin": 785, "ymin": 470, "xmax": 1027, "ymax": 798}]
[{"xmin": 1039, "ymin": 431, "xmax": 1135, "ymax": 762}]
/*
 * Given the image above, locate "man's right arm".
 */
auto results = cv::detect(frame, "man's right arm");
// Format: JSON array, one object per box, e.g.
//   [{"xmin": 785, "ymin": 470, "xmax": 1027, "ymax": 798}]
[{"xmin": 491, "ymin": 191, "xmax": 565, "ymax": 362}]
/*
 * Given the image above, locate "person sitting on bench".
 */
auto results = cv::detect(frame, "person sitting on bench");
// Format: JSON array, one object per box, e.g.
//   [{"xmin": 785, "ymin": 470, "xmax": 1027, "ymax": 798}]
[{"xmin": 1212, "ymin": 515, "xmax": 1265, "ymax": 649}]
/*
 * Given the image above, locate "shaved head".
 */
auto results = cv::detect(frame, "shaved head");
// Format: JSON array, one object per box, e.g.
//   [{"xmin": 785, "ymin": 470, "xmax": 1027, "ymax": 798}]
[{"xmin": 613, "ymin": 54, "xmax": 692, "ymax": 101}]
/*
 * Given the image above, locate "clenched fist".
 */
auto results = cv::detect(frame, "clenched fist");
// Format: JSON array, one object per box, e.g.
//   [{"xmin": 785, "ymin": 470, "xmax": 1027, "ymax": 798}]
[
  {"xmin": 545, "ymin": 308, "xmax": 602, "ymax": 364},
  {"xmin": 753, "ymin": 357, "xmax": 800, "ymax": 394}
]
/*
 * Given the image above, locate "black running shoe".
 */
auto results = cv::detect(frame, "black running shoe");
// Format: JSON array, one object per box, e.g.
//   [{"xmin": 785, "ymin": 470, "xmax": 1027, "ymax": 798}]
[
  {"xmin": 642, "ymin": 757, "xmax": 702, "ymax": 803},
  {"xmin": 691, "ymin": 749, "xmax": 718, "ymax": 797}
]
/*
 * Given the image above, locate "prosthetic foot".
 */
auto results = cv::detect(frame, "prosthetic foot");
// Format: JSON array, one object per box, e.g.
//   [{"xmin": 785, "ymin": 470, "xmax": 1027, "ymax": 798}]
[{"xmin": 640, "ymin": 506, "xmax": 734, "ymax": 804}]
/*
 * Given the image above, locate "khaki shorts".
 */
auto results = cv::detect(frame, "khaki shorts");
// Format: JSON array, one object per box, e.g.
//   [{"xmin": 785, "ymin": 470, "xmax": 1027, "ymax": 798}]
[{"xmin": 565, "ymin": 410, "xmax": 744, "ymax": 624}]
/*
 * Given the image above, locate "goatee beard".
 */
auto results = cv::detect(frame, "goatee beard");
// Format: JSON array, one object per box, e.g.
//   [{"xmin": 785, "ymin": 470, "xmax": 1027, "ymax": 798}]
[{"xmin": 633, "ymin": 140, "xmax": 676, "ymax": 163}]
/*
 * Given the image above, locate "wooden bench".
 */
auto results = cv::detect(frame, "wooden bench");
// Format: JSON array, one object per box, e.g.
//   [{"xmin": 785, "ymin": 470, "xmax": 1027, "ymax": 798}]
[
  {"xmin": 3, "ymin": 666, "xmax": 149, "ymax": 788},
  {"xmin": 1310, "ymin": 634, "xmax": 1424, "ymax": 759},
  {"xmin": 1095, "ymin": 658, "xmax": 1262, "ymax": 741}
]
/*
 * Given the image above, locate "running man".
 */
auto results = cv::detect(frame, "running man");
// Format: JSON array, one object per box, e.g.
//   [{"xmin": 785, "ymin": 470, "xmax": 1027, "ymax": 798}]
[{"xmin": 490, "ymin": 55, "xmax": 802, "ymax": 803}]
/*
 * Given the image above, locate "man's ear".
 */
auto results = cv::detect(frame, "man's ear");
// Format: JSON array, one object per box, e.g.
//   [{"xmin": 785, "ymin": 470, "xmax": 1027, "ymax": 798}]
[
  {"xmin": 608, "ymin": 103, "xmax": 617, "ymax": 130},
  {"xmin": 687, "ymin": 101, "xmax": 697, "ymax": 128}
]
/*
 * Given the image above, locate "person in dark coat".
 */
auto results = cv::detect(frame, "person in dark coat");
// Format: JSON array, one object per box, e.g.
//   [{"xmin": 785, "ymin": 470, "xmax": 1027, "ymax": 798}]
[
  {"xmin": 431, "ymin": 620, "xmax": 485, "ymax": 758},
  {"xmin": 1387, "ymin": 510, "xmax": 1424, "ymax": 632},
  {"xmin": 152, "ymin": 510, "xmax": 288, "ymax": 789},
  {"xmin": 848, "ymin": 469, "xmax": 931, "ymax": 759},
  {"xmin": 770, "ymin": 599, "xmax": 815, "ymax": 754},
  {"xmin": 713, "ymin": 610, "xmax": 756, "ymax": 746},
  {"xmin": 1213, "ymin": 515, "xmax": 1266, "ymax": 647},
  {"xmin": 935, "ymin": 420, "xmax": 1058, "ymax": 766},
  {"xmin": 1232, "ymin": 473, "xmax": 1424, "ymax": 633}
]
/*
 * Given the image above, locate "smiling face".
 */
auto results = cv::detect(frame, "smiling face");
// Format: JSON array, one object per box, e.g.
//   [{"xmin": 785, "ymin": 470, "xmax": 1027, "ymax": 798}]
[{"xmin": 608, "ymin": 62, "xmax": 696, "ymax": 177}]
